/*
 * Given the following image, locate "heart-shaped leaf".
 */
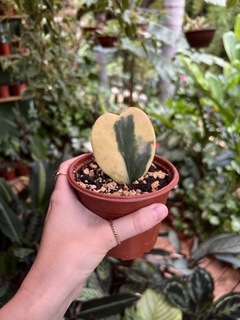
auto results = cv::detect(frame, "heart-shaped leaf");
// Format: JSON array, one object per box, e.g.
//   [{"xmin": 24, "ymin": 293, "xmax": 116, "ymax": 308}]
[{"xmin": 91, "ymin": 107, "xmax": 156, "ymax": 184}]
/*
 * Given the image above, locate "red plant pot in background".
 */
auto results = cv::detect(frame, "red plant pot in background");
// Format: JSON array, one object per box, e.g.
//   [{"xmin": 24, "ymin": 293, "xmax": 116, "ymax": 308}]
[
  {"xmin": 0, "ymin": 84, "xmax": 10, "ymax": 98},
  {"xmin": 185, "ymin": 28, "xmax": 216, "ymax": 48},
  {"xmin": 67, "ymin": 153, "xmax": 179, "ymax": 260},
  {"xmin": 16, "ymin": 164, "xmax": 30, "ymax": 177},
  {"xmin": 10, "ymin": 83, "xmax": 27, "ymax": 96},
  {"xmin": 97, "ymin": 35, "xmax": 118, "ymax": 48},
  {"xmin": 0, "ymin": 168, "xmax": 16, "ymax": 181},
  {"xmin": 0, "ymin": 4, "xmax": 15, "ymax": 16},
  {"xmin": 0, "ymin": 42, "xmax": 11, "ymax": 55}
]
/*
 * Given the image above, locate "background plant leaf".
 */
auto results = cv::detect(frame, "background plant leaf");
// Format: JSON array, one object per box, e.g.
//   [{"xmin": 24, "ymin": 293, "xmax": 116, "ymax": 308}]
[
  {"xmin": 77, "ymin": 293, "xmax": 140, "ymax": 319},
  {"xmin": 136, "ymin": 288, "xmax": 182, "ymax": 320}
]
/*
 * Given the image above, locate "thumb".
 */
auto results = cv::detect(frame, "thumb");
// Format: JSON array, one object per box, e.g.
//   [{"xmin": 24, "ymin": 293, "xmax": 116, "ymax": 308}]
[{"xmin": 112, "ymin": 204, "xmax": 168, "ymax": 243}]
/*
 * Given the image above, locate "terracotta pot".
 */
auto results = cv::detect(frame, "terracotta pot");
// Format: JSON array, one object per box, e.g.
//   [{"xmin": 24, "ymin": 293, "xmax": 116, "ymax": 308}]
[
  {"xmin": 97, "ymin": 35, "xmax": 118, "ymax": 48},
  {"xmin": 0, "ymin": 4, "xmax": 15, "ymax": 16},
  {"xmin": 0, "ymin": 42, "xmax": 11, "ymax": 55},
  {"xmin": 10, "ymin": 83, "xmax": 27, "ymax": 96},
  {"xmin": 0, "ymin": 168, "xmax": 16, "ymax": 181},
  {"xmin": 82, "ymin": 26, "xmax": 102, "ymax": 33},
  {"xmin": 0, "ymin": 84, "xmax": 10, "ymax": 98},
  {"xmin": 67, "ymin": 153, "xmax": 179, "ymax": 260},
  {"xmin": 16, "ymin": 164, "xmax": 30, "ymax": 177},
  {"xmin": 185, "ymin": 28, "xmax": 216, "ymax": 48}
]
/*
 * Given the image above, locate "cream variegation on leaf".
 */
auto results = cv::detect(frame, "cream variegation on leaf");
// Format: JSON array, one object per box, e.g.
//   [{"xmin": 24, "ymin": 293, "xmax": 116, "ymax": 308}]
[{"xmin": 90, "ymin": 107, "xmax": 156, "ymax": 184}]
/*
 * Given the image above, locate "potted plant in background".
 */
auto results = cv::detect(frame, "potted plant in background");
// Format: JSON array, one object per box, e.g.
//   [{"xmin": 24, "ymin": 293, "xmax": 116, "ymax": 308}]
[
  {"xmin": 96, "ymin": 19, "xmax": 120, "ymax": 47},
  {"xmin": 9, "ymin": 76, "xmax": 27, "ymax": 96},
  {"xmin": 0, "ymin": 1, "xmax": 15, "ymax": 16},
  {"xmin": 128, "ymin": 9, "xmax": 149, "ymax": 33},
  {"xmin": 80, "ymin": 12, "xmax": 103, "ymax": 33},
  {"xmin": 183, "ymin": 14, "xmax": 216, "ymax": 48},
  {"xmin": 0, "ymin": 83, "xmax": 10, "ymax": 97},
  {"xmin": 0, "ymin": 132, "xmax": 20, "ymax": 180},
  {"xmin": 0, "ymin": 163, "xmax": 16, "ymax": 180},
  {"xmin": 0, "ymin": 21, "xmax": 11, "ymax": 55},
  {"xmin": 68, "ymin": 107, "xmax": 179, "ymax": 260}
]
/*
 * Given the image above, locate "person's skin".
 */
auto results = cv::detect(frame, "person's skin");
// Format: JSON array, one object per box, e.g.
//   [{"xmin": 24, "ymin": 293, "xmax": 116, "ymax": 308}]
[{"xmin": 0, "ymin": 156, "xmax": 168, "ymax": 320}]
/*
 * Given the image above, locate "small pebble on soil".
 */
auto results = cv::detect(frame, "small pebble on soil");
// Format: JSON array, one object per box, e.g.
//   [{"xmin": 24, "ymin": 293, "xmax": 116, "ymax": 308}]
[{"xmin": 73, "ymin": 156, "xmax": 172, "ymax": 196}]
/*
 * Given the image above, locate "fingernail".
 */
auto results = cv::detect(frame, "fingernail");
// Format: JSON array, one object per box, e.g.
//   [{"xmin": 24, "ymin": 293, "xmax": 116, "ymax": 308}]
[{"xmin": 153, "ymin": 204, "xmax": 168, "ymax": 222}]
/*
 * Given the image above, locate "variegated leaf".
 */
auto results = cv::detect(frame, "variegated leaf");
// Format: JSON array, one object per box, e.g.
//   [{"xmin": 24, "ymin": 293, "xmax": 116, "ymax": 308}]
[
  {"xmin": 91, "ymin": 107, "xmax": 156, "ymax": 184},
  {"xmin": 187, "ymin": 268, "xmax": 214, "ymax": 305},
  {"xmin": 212, "ymin": 292, "xmax": 240, "ymax": 318},
  {"xmin": 136, "ymin": 289, "xmax": 182, "ymax": 320}
]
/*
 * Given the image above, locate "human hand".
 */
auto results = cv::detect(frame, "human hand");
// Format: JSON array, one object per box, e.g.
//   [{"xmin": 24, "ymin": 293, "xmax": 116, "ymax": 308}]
[{"xmin": 0, "ymin": 155, "xmax": 168, "ymax": 320}]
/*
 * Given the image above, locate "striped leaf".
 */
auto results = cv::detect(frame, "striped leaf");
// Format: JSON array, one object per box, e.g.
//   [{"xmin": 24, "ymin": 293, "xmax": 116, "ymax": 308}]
[
  {"xmin": 136, "ymin": 289, "xmax": 182, "ymax": 320},
  {"xmin": 77, "ymin": 293, "xmax": 140, "ymax": 319},
  {"xmin": 96, "ymin": 258, "xmax": 112, "ymax": 294},
  {"xmin": 77, "ymin": 288, "xmax": 103, "ymax": 301},
  {"xmin": 164, "ymin": 280, "xmax": 189, "ymax": 312},
  {"xmin": 0, "ymin": 196, "xmax": 23, "ymax": 243},
  {"xmin": 187, "ymin": 268, "xmax": 214, "ymax": 306},
  {"xmin": 212, "ymin": 293, "xmax": 240, "ymax": 318},
  {"xmin": 91, "ymin": 107, "xmax": 156, "ymax": 184}
]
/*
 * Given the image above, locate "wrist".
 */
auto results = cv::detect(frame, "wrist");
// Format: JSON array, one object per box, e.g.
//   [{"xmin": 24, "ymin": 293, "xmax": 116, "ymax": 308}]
[
  {"xmin": 20, "ymin": 257, "xmax": 83, "ymax": 319},
  {"xmin": 0, "ymin": 257, "xmax": 83, "ymax": 320}
]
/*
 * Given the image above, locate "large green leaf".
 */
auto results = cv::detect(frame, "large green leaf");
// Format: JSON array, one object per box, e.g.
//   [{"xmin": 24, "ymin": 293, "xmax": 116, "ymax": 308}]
[
  {"xmin": 124, "ymin": 306, "xmax": 144, "ymax": 320},
  {"xmin": 77, "ymin": 288, "xmax": 103, "ymax": 301},
  {"xmin": 149, "ymin": 248, "xmax": 175, "ymax": 256},
  {"xmin": 223, "ymin": 31, "xmax": 239, "ymax": 62},
  {"xmin": 76, "ymin": 293, "xmax": 140, "ymax": 319},
  {"xmin": 96, "ymin": 259, "xmax": 113, "ymax": 294},
  {"xmin": 149, "ymin": 111, "xmax": 173, "ymax": 129},
  {"xmin": 29, "ymin": 160, "xmax": 56, "ymax": 210},
  {"xmin": 187, "ymin": 268, "xmax": 214, "ymax": 306},
  {"xmin": 0, "ymin": 244, "xmax": 19, "ymax": 277},
  {"xmin": 136, "ymin": 289, "xmax": 182, "ymax": 320},
  {"xmin": 148, "ymin": 22, "xmax": 177, "ymax": 47},
  {"xmin": 234, "ymin": 14, "xmax": 240, "ymax": 41},
  {"xmin": 226, "ymin": 0, "xmax": 238, "ymax": 8},
  {"xmin": 208, "ymin": 234, "xmax": 240, "ymax": 254},
  {"xmin": 214, "ymin": 253, "xmax": 240, "ymax": 267},
  {"xmin": 0, "ymin": 178, "xmax": 22, "ymax": 216},
  {"xmin": 168, "ymin": 229, "xmax": 181, "ymax": 253},
  {"xmin": 205, "ymin": 72, "xmax": 223, "ymax": 101},
  {"xmin": 121, "ymin": 39, "xmax": 175, "ymax": 81},
  {"xmin": 0, "ymin": 179, "xmax": 13, "ymax": 204},
  {"xmin": 181, "ymin": 51, "xmax": 225, "ymax": 67},
  {"xmin": 22, "ymin": 211, "xmax": 44, "ymax": 246},
  {"xmin": 171, "ymin": 258, "xmax": 194, "ymax": 276},
  {"xmin": 119, "ymin": 283, "xmax": 146, "ymax": 294},
  {"xmin": 0, "ymin": 196, "xmax": 23, "ymax": 243},
  {"xmin": 30, "ymin": 134, "xmax": 48, "ymax": 161},
  {"xmin": 164, "ymin": 280, "xmax": 189, "ymax": 312},
  {"xmin": 191, "ymin": 234, "xmax": 240, "ymax": 262},
  {"xmin": 85, "ymin": 270, "xmax": 104, "ymax": 294},
  {"xmin": 211, "ymin": 293, "xmax": 240, "ymax": 318}
]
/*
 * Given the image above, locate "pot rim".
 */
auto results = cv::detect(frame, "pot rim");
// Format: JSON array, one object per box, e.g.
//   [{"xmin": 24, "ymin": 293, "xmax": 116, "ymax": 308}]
[
  {"xmin": 185, "ymin": 28, "xmax": 216, "ymax": 34},
  {"xmin": 67, "ymin": 152, "xmax": 179, "ymax": 201}
]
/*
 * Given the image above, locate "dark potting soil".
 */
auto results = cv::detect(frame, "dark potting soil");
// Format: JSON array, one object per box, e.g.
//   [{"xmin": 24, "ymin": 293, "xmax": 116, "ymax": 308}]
[{"xmin": 73, "ymin": 156, "xmax": 172, "ymax": 196}]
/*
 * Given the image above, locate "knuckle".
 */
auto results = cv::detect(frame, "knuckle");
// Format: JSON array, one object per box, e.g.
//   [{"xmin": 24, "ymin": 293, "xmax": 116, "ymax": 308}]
[{"xmin": 131, "ymin": 212, "xmax": 148, "ymax": 234}]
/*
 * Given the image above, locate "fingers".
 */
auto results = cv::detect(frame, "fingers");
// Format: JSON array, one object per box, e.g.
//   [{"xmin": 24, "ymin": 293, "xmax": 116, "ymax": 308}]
[
  {"xmin": 53, "ymin": 155, "xmax": 83, "ymax": 198},
  {"xmin": 112, "ymin": 203, "xmax": 168, "ymax": 243}
]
